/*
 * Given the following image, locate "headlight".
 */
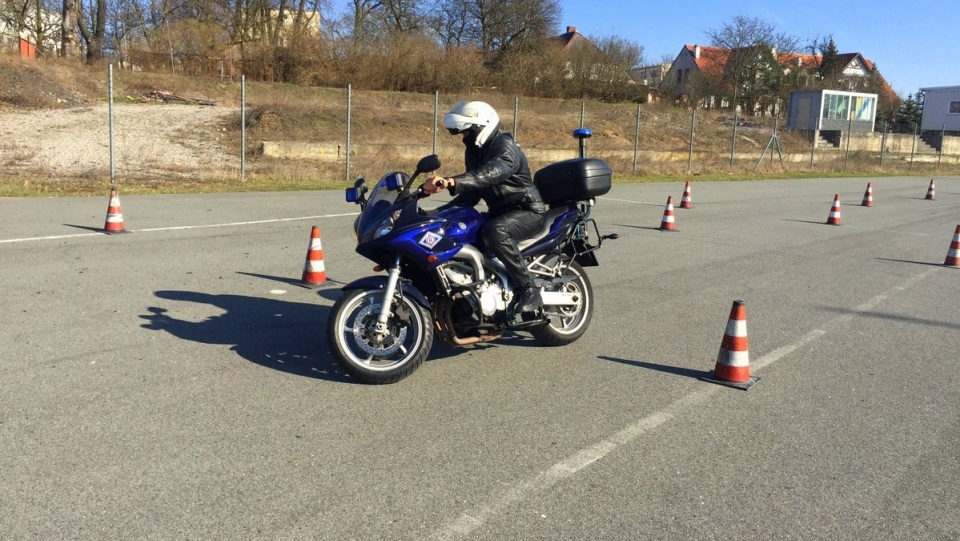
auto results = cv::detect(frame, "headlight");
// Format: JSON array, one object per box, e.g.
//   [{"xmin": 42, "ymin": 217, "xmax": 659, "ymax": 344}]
[
  {"xmin": 373, "ymin": 211, "xmax": 401, "ymax": 239},
  {"xmin": 374, "ymin": 218, "xmax": 394, "ymax": 239}
]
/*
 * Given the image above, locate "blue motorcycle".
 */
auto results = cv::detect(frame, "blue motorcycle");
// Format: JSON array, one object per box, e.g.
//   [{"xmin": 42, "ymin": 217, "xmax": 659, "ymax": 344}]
[{"xmin": 328, "ymin": 133, "xmax": 614, "ymax": 384}]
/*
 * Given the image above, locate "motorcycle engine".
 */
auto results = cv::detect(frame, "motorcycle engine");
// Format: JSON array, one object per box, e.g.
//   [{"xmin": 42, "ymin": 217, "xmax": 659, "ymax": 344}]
[
  {"xmin": 475, "ymin": 281, "xmax": 506, "ymax": 316},
  {"xmin": 443, "ymin": 264, "xmax": 507, "ymax": 317}
]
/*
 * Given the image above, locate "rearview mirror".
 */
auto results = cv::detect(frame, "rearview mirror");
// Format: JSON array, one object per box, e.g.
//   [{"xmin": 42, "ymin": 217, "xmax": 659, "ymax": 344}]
[{"xmin": 416, "ymin": 154, "xmax": 441, "ymax": 175}]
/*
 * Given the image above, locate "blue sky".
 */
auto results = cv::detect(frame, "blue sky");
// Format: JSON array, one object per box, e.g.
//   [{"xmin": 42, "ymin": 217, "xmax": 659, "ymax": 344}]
[{"xmin": 560, "ymin": 0, "xmax": 957, "ymax": 97}]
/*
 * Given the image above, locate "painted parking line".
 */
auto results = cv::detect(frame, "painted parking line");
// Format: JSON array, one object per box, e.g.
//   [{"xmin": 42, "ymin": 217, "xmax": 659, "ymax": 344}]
[
  {"xmin": 432, "ymin": 265, "xmax": 941, "ymax": 541},
  {"xmin": 0, "ymin": 213, "xmax": 359, "ymax": 245}
]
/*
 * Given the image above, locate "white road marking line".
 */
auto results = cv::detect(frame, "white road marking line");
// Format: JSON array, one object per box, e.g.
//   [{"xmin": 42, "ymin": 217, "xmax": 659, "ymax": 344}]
[
  {"xmin": 0, "ymin": 213, "xmax": 359, "ymax": 244},
  {"xmin": 432, "ymin": 266, "xmax": 941, "ymax": 541},
  {"xmin": 599, "ymin": 196, "xmax": 663, "ymax": 206}
]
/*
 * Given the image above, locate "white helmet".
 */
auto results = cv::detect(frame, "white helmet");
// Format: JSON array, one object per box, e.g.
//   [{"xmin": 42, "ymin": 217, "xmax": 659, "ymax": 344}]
[{"xmin": 444, "ymin": 100, "xmax": 500, "ymax": 147}]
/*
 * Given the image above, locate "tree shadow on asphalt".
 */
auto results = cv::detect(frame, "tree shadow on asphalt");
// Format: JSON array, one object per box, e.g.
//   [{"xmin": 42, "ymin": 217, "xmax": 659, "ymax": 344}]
[
  {"xmin": 139, "ymin": 289, "xmax": 468, "ymax": 383},
  {"xmin": 597, "ymin": 355, "xmax": 709, "ymax": 380}
]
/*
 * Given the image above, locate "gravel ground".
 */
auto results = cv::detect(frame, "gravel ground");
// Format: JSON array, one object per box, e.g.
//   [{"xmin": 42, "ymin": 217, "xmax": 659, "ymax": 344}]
[{"xmin": 0, "ymin": 103, "xmax": 240, "ymax": 179}]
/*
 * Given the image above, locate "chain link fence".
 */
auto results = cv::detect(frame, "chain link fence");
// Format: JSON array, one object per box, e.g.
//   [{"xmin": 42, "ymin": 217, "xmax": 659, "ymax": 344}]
[
  {"xmin": 3, "ymin": 67, "xmax": 958, "ymax": 187},
  {"xmin": 244, "ymin": 85, "xmax": 959, "ymax": 185}
]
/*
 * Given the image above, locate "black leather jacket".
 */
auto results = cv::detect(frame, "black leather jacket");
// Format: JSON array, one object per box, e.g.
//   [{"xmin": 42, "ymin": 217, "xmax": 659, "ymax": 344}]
[{"xmin": 446, "ymin": 129, "xmax": 547, "ymax": 215}]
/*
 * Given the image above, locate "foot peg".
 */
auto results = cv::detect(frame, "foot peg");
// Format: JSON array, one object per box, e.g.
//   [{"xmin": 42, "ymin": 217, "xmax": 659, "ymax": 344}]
[{"xmin": 506, "ymin": 311, "xmax": 547, "ymax": 330}]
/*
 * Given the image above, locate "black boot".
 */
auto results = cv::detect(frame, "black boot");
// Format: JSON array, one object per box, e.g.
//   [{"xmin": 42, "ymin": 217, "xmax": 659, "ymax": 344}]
[{"xmin": 513, "ymin": 287, "xmax": 542, "ymax": 314}]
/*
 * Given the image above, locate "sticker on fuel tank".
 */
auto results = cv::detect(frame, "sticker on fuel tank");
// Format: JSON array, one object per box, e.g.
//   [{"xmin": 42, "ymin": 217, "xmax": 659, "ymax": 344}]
[{"xmin": 419, "ymin": 231, "xmax": 442, "ymax": 249}]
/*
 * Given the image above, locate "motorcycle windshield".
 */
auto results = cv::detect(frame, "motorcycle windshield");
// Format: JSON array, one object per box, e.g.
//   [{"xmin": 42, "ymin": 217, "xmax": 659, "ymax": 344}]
[{"xmin": 356, "ymin": 172, "xmax": 410, "ymax": 243}]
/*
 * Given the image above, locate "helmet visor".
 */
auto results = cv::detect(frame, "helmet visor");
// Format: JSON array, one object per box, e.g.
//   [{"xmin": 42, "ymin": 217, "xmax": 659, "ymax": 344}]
[{"xmin": 444, "ymin": 112, "xmax": 473, "ymax": 135}]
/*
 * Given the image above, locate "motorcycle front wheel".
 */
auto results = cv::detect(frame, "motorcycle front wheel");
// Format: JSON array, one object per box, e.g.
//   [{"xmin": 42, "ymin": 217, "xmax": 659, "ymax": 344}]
[
  {"xmin": 327, "ymin": 287, "xmax": 433, "ymax": 384},
  {"xmin": 529, "ymin": 260, "xmax": 593, "ymax": 346}
]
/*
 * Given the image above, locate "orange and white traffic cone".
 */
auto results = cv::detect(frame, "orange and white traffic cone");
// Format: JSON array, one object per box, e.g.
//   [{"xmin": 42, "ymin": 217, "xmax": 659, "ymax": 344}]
[
  {"xmin": 679, "ymin": 181, "xmax": 693, "ymax": 209},
  {"xmin": 103, "ymin": 186, "xmax": 127, "ymax": 234},
  {"xmin": 301, "ymin": 226, "xmax": 327, "ymax": 285},
  {"xmin": 659, "ymin": 196, "xmax": 676, "ymax": 231},
  {"xmin": 700, "ymin": 300, "xmax": 759, "ymax": 390},
  {"xmin": 944, "ymin": 225, "xmax": 960, "ymax": 268},
  {"xmin": 925, "ymin": 179, "xmax": 936, "ymax": 200},
  {"xmin": 826, "ymin": 194, "xmax": 842, "ymax": 225},
  {"xmin": 861, "ymin": 182, "xmax": 874, "ymax": 207}
]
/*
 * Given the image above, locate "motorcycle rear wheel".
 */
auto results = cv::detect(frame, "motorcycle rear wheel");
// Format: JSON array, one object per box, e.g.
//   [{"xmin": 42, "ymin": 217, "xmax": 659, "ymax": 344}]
[
  {"xmin": 529, "ymin": 261, "xmax": 593, "ymax": 346},
  {"xmin": 328, "ymin": 288, "xmax": 433, "ymax": 384}
]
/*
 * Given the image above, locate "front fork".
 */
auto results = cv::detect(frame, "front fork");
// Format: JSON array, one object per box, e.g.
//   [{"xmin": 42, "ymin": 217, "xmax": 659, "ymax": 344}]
[{"xmin": 374, "ymin": 254, "xmax": 403, "ymax": 337}]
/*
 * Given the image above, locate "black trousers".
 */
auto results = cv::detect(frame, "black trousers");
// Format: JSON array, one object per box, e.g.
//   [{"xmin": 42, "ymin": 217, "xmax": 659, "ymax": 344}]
[{"xmin": 481, "ymin": 209, "xmax": 544, "ymax": 290}]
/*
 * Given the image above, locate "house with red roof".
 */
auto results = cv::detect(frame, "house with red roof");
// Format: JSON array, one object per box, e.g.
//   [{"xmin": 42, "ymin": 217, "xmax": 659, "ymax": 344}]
[{"xmin": 663, "ymin": 43, "xmax": 895, "ymax": 113}]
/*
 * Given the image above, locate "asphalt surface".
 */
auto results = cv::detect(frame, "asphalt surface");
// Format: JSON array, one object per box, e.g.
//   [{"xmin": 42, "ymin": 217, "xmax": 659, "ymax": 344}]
[{"xmin": 1, "ymin": 176, "xmax": 958, "ymax": 540}]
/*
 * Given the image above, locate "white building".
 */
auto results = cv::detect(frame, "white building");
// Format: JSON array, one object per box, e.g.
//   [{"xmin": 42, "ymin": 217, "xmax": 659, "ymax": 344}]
[{"xmin": 786, "ymin": 89, "xmax": 877, "ymax": 132}]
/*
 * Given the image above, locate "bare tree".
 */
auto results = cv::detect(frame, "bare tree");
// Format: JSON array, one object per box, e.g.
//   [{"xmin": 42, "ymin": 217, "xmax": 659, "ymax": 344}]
[
  {"xmin": 431, "ymin": 0, "xmax": 557, "ymax": 62},
  {"xmin": 60, "ymin": 0, "xmax": 79, "ymax": 56},
  {"xmin": 1, "ymin": 0, "xmax": 61, "ymax": 55},
  {"xmin": 704, "ymin": 14, "xmax": 800, "ymax": 113},
  {"xmin": 77, "ymin": 0, "xmax": 107, "ymax": 61}
]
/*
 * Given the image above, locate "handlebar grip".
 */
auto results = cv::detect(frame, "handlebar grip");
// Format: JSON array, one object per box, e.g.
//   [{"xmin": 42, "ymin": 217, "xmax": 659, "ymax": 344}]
[{"xmin": 434, "ymin": 178, "xmax": 446, "ymax": 188}]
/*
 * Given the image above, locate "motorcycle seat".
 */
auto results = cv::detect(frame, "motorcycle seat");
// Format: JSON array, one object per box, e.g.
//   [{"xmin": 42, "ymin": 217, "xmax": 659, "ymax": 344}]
[{"xmin": 517, "ymin": 206, "xmax": 572, "ymax": 252}]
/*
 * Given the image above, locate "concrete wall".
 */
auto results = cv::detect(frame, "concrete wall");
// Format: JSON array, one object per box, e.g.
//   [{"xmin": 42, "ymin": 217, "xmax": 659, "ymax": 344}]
[
  {"xmin": 835, "ymin": 132, "xmax": 960, "ymax": 154},
  {"xmin": 261, "ymin": 135, "xmax": 960, "ymax": 166},
  {"xmin": 259, "ymin": 141, "xmax": 582, "ymax": 163}
]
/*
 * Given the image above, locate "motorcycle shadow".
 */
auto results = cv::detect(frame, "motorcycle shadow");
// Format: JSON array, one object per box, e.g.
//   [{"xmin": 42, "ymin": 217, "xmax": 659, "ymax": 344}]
[
  {"xmin": 139, "ymin": 289, "xmax": 481, "ymax": 381},
  {"xmin": 140, "ymin": 289, "xmax": 351, "ymax": 382}
]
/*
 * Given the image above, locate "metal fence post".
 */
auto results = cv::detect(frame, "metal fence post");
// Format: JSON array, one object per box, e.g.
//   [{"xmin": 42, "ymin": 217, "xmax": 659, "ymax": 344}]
[
  {"xmin": 108, "ymin": 64, "xmax": 115, "ymax": 186},
  {"xmin": 345, "ymin": 84, "xmax": 352, "ymax": 182},
  {"xmin": 844, "ymin": 114, "xmax": 853, "ymax": 172},
  {"xmin": 433, "ymin": 91, "xmax": 439, "ymax": 154},
  {"xmin": 809, "ymin": 130, "xmax": 816, "ymax": 169},
  {"xmin": 879, "ymin": 122, "xmax": 887, "ymax": 169},
  {"xmin": 910, "ymin": 125, "xmax": 917, "ymax": 171},
  {"xmin": 730, "ymin": 107, "xmax": 738, "ymax": 165},
  {"xmin": 687, "ymin": 108, "xmax": 696, "ymax": 174},
  {"xmin": 513, "ymin": 96, "xmax": 519, "ymax": 138},
  {"xmin": 240, "ymin": 75, "xmax": 246, "ymax": 181},
  {"xmin": 939, "ymin": 124, "xmax": 945, "ymax": 168},
  {"xmin": 632, "ymin": 104, "xmax": 640, "ymax": 174}
]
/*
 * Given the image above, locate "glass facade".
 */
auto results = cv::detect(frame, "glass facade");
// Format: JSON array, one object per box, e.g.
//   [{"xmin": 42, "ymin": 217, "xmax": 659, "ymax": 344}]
[
  {"xmin": 822, "ymin": 92, "xmax": 875, "ymax": 121},
  {"xmin": 823, "ymin": 93, "xmax": 849, "ymax": 120}
]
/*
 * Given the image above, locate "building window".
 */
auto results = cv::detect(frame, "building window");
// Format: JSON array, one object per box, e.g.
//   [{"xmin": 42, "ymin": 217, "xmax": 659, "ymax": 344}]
[
  {"xmin": 822, "ymin": 93, "xmax": 850, "ymax": 120},
  {"xmin": 950, "ymin": 101, "xmax": 960, "ymax": 114},
  {"xmin": 853, "ymin": 96, "xmax": 875, "ymax": 121}
]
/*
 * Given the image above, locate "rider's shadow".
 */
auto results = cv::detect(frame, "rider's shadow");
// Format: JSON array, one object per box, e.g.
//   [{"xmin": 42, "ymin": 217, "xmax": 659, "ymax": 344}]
[{"xmin": 140, "ymin": 290, "xmax": 350, "ymax": 382}]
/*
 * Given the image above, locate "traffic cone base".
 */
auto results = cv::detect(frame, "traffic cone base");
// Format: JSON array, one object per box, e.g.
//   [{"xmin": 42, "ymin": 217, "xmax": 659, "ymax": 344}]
[
  {"xmin": 700, "ymin": 300, "xmax": 759, "ymax": 391},
  {"xmin": 301, "ymin": 226, "xmax": 327, "ymax": 286},
  {"xmin": 659, "ymin": 196, "xmax": 677, "ymax": 231},
  {"xmin": 944, "ymin": 225, "xmax": 960, "ymax": 268},
  {"xmin": 103, "ymin": 187, "xmax": 128, "ymax": 234},
  {"xmin": 679, "ymin": 181, "xmax": 693, "ymax": 209},
  {"xmin": 700, "ymin": 372, "xmax": 760, "ymax": 391},
  {"xmin": 826, "ymin": 194, "xmax": 842, "ymax": 226}
]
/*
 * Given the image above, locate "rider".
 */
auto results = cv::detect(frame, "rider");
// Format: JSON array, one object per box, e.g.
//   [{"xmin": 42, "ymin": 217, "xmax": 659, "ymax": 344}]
[{"xmin": 422, "ymin": 100, "xmax": 547, "ymax": 314}]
